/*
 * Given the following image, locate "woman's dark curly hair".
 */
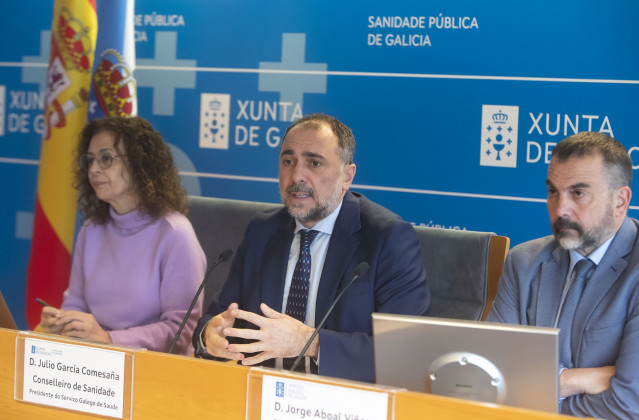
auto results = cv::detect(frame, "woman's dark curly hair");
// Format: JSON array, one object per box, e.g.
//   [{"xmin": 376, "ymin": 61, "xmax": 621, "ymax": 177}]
[{"xmin": 74, "ymin": 116, "xmax": 188, "ymax": 224}]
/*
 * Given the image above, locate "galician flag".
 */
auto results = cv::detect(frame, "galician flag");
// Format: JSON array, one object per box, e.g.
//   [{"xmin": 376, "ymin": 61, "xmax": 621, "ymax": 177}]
[{"xmin": 88, "ymin": 0, "xmax": 137, "ymax": 119}]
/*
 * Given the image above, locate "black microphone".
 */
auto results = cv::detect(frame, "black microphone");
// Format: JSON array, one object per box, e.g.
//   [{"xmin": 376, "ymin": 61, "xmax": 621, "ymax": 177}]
[
  {"xmin": 290, "ymin": 261, "xmax": 370, "ymax": 372},
  {"xmin": 168, "ymin": 249, "xmax": 234, "ymax": 354}
]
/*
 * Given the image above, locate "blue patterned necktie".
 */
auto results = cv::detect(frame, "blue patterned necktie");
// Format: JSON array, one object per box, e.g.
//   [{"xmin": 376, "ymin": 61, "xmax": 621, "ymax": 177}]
[
  {"xmin": 284, "ymin": 229, "xmax": 319, "ymax": 371},
  {"xmin": 557, "ymin": 258, "xmax": 596, "ymax": 369}
]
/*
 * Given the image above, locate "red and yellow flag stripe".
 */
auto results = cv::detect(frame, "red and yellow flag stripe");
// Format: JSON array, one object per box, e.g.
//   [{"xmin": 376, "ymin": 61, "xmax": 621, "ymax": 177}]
[{"xmin": 25, "ymin": 0, "xmax": 97, "ymax": 328}]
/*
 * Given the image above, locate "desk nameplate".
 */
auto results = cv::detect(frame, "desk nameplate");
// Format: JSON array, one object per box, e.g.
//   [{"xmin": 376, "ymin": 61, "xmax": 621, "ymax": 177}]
[
  {"xmin": 247, "ymin": 367, "xmax": 395, "ymax": 420},
  {"xmin": 14, "ymin": 332, "xmax": 135, "ymax": 419}
]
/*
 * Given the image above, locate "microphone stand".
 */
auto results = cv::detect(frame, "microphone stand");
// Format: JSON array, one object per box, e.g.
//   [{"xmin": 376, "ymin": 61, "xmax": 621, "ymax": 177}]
[{"xmin": 168, "ymin": 249, "xmax": 233, "ymax": 354}]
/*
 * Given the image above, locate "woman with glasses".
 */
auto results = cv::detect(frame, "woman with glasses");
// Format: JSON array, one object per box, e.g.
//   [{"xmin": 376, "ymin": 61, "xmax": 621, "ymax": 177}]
[{"xmin": 40, "ymin": 116, "xmax": 206, "ymax": 355}]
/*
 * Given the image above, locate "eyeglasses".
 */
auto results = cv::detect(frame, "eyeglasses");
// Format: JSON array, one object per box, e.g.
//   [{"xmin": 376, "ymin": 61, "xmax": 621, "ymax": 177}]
[{"xmin": 79, "ymin": 150, "xmax": 127, "ymax": 171}]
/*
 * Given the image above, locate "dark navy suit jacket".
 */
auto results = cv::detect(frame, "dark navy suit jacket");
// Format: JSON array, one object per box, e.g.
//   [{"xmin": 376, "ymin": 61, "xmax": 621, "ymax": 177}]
[
  {"xmin": 194, "ymin": 191, "xmax": 430, "ymax": 383},
  {"xmin": 488, "ymin": 217, "xmax": 639, "ymax": 418}
]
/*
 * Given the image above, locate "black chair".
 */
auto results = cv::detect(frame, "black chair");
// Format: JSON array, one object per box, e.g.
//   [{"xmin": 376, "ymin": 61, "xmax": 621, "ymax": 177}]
[
  {"xmin": 187, "ymin": 196, "xmax": 281, "ymax": 308},
  {"xmin": 414, "ymin": 226, "xmax": 509, "ymax": 321}
]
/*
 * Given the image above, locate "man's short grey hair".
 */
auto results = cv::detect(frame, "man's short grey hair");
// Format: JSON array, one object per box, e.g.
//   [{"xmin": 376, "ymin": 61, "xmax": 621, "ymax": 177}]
[{"xmin": 551, "ymin": 131, "xmax": 632, "ymax": 188}]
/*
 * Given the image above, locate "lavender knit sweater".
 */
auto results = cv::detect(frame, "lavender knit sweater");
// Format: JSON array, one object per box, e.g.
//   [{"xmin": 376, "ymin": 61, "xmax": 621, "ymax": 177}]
[{"xmin": 62, "ymin": 207, "xmax": 206, "ymax": 355}]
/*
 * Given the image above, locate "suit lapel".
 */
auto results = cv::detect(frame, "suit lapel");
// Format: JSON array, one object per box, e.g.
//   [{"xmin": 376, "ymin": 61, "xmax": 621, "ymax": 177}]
[
  {"xmin": 315, "ymin": 193, "xmax": 360, "ymax": 325},
  {"xmin": 572, "ymin": 218, "xmax": 635, "ymax": 363},
  {"xmin": 261, "ymin": 214, "xmax": 296, "ymax": 313},
  {"xmin": 536, "ymin": 246, "xmax": 570, "ymax": 327}
]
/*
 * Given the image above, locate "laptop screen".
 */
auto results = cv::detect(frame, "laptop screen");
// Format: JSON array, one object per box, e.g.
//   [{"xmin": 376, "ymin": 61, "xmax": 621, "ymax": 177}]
[
  {"xmin": 372, "ymin": 313, "xmax": 559, "ymax": 413},
  {"xmin": 0, "ymin": 291, "xmax": 18, "ymax": 330}
]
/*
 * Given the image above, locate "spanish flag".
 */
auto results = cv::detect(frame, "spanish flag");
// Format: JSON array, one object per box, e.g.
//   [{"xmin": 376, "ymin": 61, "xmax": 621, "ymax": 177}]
[{"xmin": 25, "ymin": 0, "xmax": 97, "ymax": 329}]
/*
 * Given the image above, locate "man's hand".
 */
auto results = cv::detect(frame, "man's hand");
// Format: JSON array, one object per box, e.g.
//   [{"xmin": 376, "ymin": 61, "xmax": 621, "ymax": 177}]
[
  {"xmin": 560, "ymin": 366, "xmax": 615, "ymax": 398},
  {"xmin": 48, "ymin": 310, "xmax": 112, "ymax": 344},
  {"xmin": 203, "ymin": 303, "xmax": 245, "ymax": 360},
  {"xmin": 224, "ymin": 303, "xmax": 317, "ymax": 366}
]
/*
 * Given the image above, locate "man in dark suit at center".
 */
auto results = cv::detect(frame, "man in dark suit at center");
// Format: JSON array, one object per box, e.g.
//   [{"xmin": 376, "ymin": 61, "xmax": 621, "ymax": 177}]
[{"xmin": 193, "ymin": 113, "xmax": 429, "ymax": 382}]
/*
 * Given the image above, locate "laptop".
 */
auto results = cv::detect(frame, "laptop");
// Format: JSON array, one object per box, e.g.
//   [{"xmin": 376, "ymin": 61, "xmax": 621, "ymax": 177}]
[
  {"xmin": 0, "ymin": 291, "xmax": 18, "ymax": 329},
  {"xmin": 372, "ymin": 313, "xmax": 559, "ymax": 413}
]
